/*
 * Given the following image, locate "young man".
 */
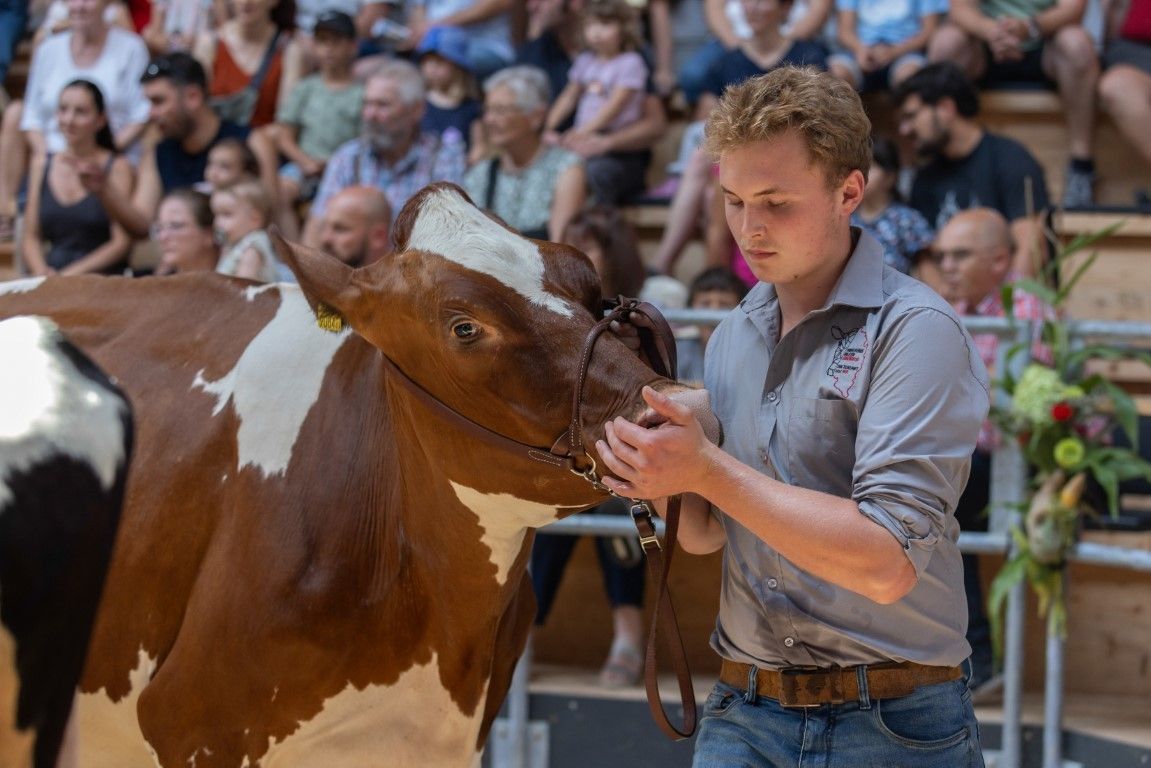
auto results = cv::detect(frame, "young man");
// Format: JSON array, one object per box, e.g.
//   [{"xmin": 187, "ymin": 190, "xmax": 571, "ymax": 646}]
[
  {"xmin": 598, "ymin": 66, "xmax": 991, "ymax": 766},
  {"xmin": 76, "ymin": 52, "xmax": 250, "ymax": 240},
  {"xmin": 894, "ymin": 62, "xmax": 1050, "ymax": 279}
]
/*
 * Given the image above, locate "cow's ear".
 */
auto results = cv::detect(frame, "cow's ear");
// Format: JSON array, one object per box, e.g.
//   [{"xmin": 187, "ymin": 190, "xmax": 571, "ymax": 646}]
[{"xmin": 270, "ymin": 229, "xmax": 360, "ymax": 333}]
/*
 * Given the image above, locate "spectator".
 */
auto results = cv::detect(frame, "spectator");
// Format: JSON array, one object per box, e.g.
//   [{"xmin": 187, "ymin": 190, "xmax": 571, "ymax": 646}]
[
  {"xmin": 32, "ymin": 0, "xmax": 135, "ymax": 48},
  {"xmin": 894, "ymin": 62, "xmax": 1050, "ymax": 278},
  {"xmin": 254, "ymin": 9, "xmax": 363, "ymax": 237},
  {"xmin": 830, "ymin": 0, "xmax": 944, "ymax": 90},
  {"xmin": 1097, "ymin": 0, "xmax": 1151, "ymax": 179},
  {"xmin": 531, "ymin": 205, "xmax": 651, "ymax": 689},
  {"xmin": 317, "ymin": 185, "xmax": 392, "ymax": 267},
  {"xmin": 464, "ymin": 65, "xmax": 585, "ymax": 241},
  {"xmin": 675, "ymin": 266, "xmax": 748, "ymax": 383},
  {"xmin": 416, "ymin": 26, "xmax": 482, "ymax": 153},
  {"xmin": 74, "ymin": 52, "xmax": 252, "ymax": 240},
  {"xmin": 211, "ymin": 179, "xmax": 280, "ymax": 281},
  {"xmin": 193, "ymin": 0, "xmax": 303, "ymax": 129},
  {"xmin": 0, "ymin": 0, "xmax": 149, "ymax": 242},
  {"xmin": 20, "ymin": 79, "xmax": 133, "ymax": 276},
  {"xmin": 200, "ymin": 136, "xmax": 261, "ymax": 193},
  {"xmin": 544, "ymin": 0, "xmax": 650, "ymax": 206},
  {"xmin": 927, "ymin": 0, "xmax": 1100, "ymax": 207},
  {"xmin": 303, "ymin": 59, "xmax": 466, "ymax": 245},
  {"xmin": 403, "ymin": 0, "xmax": 515, "ymax": 79},
  {"xmin": 928, "ymin": 206, "xmax": 1054, "ymax": 695},
  {"xmin": 652, "ymin": 0, "xmax": 826, "ymax": 277},
  {"xmin": 852, "ymin": 135, "xmax": 934, "ymax": 273},
  {"xmin": 153, "ymin": 188, "xmax": 220, "ymax": 273},
  {"xmin": 143, "ymin": 0, "xmax": 219, "ymax": 54}
]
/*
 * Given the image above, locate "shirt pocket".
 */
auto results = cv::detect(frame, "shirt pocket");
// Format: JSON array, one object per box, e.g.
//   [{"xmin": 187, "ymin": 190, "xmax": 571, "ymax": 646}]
[{"xmin": 787, "ymin": 397, "xmax": 857, "ymax": 495}]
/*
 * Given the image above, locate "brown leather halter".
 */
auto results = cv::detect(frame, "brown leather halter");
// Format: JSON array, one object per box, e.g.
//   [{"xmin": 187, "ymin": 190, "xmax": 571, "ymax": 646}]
[{"xmin": 373, "ymin": 295, "xmax": 698, "ymax": 740}]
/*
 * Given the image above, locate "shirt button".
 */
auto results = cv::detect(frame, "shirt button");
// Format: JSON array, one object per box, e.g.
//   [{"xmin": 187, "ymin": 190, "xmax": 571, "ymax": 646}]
[
  {"xmin": 783, "ymin": 637, "xmax": 795, "ymax": 648},
  {"xmin": 767, "ymin": 578, "xmax": 778, "ymax": 589},
  {"xmin": 767, "ymin": 391, "xmax": 779, "ymax": 403}
]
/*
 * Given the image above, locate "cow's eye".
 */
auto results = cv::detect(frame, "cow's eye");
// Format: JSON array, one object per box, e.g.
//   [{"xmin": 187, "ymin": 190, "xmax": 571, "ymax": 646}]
[{"xmin": 452, "ymin": 321, "xmax": 480, "ymax": 340}]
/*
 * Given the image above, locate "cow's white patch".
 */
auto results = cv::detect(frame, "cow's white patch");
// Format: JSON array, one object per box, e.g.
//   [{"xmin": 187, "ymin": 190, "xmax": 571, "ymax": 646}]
[
  {"xmin": 450, "ymin": 482, "xmax": 585, "ymax": 585},
  {"xmin": 256, "ymin": 657, "xmax": 484, "ymax": 767},
  {"xmin": 0, "ymin": 619, "xmax": 36, "ymax": 768},
  {"xmin": 69, "ymin": 647, "xmax": 160, "ymax": 768},
  {"xmin": 407, "ymin": 188, "xmax": 574, "ymax": 318},
  {"xmin": 192, "ymin": 288, "xmax": 350, "ymax": 477},
  {"xmin": 0, "ymin": 277, "xmax": 45, "ymax": 296},
  {"xmin": 0, "ymin": 316, "xmax": 129, "ymax": 508}
]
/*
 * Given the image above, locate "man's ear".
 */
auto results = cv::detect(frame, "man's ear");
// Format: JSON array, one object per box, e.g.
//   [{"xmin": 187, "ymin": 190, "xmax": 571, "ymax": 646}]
[
  {"xmin": 841, "ymin": 168, "xmax": 866, "ymax": 215},
  {"xmin": 269, "ymin": 227, "xmax": 360, "ymax": 332}
]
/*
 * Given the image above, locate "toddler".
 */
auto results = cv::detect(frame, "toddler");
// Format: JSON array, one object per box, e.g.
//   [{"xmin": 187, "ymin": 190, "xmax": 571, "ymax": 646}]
[
  {"xmin": 199, "ymin": 138, "xmax": 260, "ymax": 193},
  {"xmin": 416, "ymin": 26, "xmax": 482, "ymax": 160},
  {"xmin": 210, "ymin": 180, "xmax": 281, "ymax": 282}
]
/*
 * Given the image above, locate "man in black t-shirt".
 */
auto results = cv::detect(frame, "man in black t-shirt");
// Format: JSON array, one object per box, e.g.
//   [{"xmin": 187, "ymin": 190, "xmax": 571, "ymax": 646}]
[
  {"xmin": 76, "ymin": 53, "xmax": 252, "ymax": 240},
  {"xmin": 894, "ymin": 63, "xmax": 1050, "ymax": 278}
]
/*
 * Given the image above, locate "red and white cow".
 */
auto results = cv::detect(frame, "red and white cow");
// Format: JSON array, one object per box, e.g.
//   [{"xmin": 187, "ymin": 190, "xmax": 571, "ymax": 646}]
[
  {"xmin": 1, "ymin": 316, "xmax": 132, "ymax": 768},
  {"xmin": 0, "ymin": 184, "xmax": 705, "ymax": 767}
]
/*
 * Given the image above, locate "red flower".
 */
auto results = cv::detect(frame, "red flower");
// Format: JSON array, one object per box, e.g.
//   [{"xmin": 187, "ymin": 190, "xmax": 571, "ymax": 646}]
[{"xmin": 1051, "ymin": 402, "xmax": 1074, "ymax": 422}]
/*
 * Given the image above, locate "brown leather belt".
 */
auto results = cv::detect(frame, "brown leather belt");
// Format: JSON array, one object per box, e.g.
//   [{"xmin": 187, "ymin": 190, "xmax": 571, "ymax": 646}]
[{"xmin": 719, "ymin": 659, "xmax": 964, "ymax": 708}]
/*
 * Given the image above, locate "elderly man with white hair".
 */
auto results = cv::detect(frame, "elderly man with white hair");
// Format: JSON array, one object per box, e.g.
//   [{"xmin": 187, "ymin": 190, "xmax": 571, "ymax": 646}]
[{"xmin": 303, "ymin": 59, "xmax": 466, "ymax": 246}]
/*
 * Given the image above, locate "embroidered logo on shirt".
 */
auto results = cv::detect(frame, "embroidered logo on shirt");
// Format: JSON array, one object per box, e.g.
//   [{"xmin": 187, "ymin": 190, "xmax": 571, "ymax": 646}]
[{"xmin": 827, "ymin": 325, "xmax": 869, "ymax": 398}]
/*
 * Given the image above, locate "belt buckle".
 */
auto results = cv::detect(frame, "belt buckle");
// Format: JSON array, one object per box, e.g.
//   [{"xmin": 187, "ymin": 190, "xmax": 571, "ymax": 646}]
[{"xmin": 778, "ymin": 667, "xmax": 848, "ymax": 708}]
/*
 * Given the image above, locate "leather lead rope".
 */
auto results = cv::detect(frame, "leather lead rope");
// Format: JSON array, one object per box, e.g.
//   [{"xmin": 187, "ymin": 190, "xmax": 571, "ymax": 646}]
[{"xmin": 608, "ymin": 297, "xmax": 698, "ymax": 740}]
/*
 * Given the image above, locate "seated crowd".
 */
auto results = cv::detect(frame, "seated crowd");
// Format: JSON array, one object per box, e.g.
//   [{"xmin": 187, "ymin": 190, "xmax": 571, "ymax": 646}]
[{"xmin": 0, "ymin": 0, "xmax": 1146, "ymax": 690}]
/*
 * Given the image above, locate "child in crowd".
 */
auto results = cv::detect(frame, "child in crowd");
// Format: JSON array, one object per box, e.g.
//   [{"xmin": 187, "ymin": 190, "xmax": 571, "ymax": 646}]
[
  {"xmin": 266, "ymin": 9, "xmax": 363, "ymax": 235},
  {"xmin": 210, "ymin": 180, "xmax": 281, "ymax": 282},
  {"xmin": 543, "ymin": 0, "xmax": 650, "ymax": 205},
  {"xmin": 676, "ymin": 266, "xmax": 749, "ymax": 383},
  {"xmin": 416, "ymin": 26, "xmax": 483, "ymax": 160},
  {"xmin": 199, "ymin": 137, "xmax": 260, "ymax": 193},
  {"xmin": 851, "ymin": 135, "xmax": 934, "ymax": 273},
  {"xmin": 830, "ymin": 0, "xmax": 944, "ymax": 91}
]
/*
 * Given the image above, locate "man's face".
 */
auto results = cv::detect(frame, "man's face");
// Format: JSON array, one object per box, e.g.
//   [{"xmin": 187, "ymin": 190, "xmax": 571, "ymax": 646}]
[
  {"xmin": 320, "ymin": 195, "xmax": 370, "ymax": 266},
  {"xmin": 718, "ymin": 131, "xmax": 862, "ymax": 290},
  {"xmin": 144, "ymin": 79, "xmax": 195, "ymax": 140},
  {"xmin": 931, "ymin": 217, "xmax": 1005, "ymax": 309},
  {"xmin": 361, "ymin": 77, "xmax": 421, "ymax": 154},
  {"xmin": 898, "ymin": 95, "xmax": 948, "ymax": 160}
]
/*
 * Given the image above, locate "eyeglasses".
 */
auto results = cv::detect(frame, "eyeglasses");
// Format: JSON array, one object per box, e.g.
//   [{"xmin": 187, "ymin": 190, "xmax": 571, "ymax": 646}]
[
  {"xmin": 150, "ymin": 220, "xmax": 190, "ymax": 238},
  {"xmin": 483, "ymin": 103, "xmax": 527, "ymax": 117},
  {"xmin": 925, "ymin": 247, "xmax": 980, "ymax": 265}
]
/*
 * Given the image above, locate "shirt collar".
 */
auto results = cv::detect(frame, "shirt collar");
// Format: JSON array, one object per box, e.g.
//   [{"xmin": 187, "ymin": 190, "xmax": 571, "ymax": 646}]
[{"xmin": 737, "ymin": 227, "xmax": 885, "ymax": 340}]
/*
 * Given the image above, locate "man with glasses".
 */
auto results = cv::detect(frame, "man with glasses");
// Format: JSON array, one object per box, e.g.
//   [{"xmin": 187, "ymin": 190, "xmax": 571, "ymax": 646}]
[
  {"xmin": 929, "ymin": 206, "xmax": 1053, "ymax": 699},
  {"xmin": 893, "ymin": 62, "xmax": 1050, "ymax": 280},
  {"xmin": 76, "ymin": 52, "xmax": 252, "ymax": 240}
]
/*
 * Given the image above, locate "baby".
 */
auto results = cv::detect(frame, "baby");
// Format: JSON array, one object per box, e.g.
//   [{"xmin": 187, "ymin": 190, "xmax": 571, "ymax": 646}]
[{"xmin": 209, "ymin": 180, "xmax": 281, "ymax": 282}]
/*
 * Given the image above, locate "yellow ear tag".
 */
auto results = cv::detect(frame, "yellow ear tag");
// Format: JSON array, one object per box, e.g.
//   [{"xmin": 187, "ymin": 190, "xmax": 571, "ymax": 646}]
[{"xmin": 314, "ymin": 302, "xmax": 345, "ymax": 333}]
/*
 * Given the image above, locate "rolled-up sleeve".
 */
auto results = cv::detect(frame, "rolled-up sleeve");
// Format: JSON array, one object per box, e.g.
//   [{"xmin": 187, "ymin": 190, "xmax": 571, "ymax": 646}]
[{"xmin": 853, "ymin": 307, "xmax": 990, "ymax": 575}]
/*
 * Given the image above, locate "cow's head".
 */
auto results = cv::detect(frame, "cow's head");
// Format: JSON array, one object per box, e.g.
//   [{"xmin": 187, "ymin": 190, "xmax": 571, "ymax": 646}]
[{"xmin": 274, "ymin": 184, "xmax": 708, "ymax": 509}]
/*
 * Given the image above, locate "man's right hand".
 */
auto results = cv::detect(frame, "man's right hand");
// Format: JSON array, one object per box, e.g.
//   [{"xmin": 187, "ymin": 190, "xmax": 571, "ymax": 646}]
[{"xmin": 64, "ymin": 155, "xmax": 110, "ymax": 197}]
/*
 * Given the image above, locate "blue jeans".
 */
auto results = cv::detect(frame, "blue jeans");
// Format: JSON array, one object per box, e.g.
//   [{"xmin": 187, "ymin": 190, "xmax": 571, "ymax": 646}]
[
  {"xmin": 693, "ymin": 671, "xmax": 985, "ymax": 767},
  {"xmin": 0, "ymin": 0, "xmax": 28, "ymax": 83}
]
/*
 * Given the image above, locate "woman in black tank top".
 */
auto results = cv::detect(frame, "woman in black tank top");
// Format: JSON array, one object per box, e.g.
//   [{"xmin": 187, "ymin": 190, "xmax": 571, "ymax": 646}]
[{"xmin": 21, "ymin": 79, "xmax": 134, "ymax": 276}]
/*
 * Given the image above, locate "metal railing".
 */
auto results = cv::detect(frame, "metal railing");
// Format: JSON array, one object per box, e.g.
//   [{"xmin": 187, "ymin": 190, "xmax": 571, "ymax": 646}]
[{"xmin": 490, "ymin": 311, "xmax": 1151, "ymax": 768}]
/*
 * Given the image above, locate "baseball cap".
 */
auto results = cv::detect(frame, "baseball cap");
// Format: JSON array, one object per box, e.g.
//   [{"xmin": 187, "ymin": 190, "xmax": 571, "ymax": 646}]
[
  {"xmin": 415, "ymin": 26, "xmax": 472, "ymax": 72},
  {"xmin": 313, "ymin": 9, "xmax": 357, "ymax": 38}
]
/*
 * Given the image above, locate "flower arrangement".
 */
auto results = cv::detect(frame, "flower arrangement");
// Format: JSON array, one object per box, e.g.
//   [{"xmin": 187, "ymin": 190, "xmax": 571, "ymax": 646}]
[{"xmin": 988, "ymin": 225, "xmax": 1151, "ymax": 647}]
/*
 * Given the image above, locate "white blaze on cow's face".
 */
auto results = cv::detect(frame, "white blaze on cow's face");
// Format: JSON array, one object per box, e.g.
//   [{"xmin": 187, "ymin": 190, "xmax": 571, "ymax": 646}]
[
  {"xmin": 192, "ymin": 288, "xmax": 350, "ymax": 478},
  {"xmin": 0, "ymin": 316, "xmax": 130, "ymax": 508},
  {"xmin": 406, "ymin": 188, "xmax": 576, "ymax": 318}
]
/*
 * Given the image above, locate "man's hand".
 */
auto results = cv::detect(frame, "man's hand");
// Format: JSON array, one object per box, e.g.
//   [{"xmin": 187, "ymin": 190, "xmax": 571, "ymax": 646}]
[
  {"xmin": 63, "ymin": 155, "xmax": 110, "ymax": 197},
  {"xmin": 596, "ymin": 386, "xmax": 717, "ymax": 499}
]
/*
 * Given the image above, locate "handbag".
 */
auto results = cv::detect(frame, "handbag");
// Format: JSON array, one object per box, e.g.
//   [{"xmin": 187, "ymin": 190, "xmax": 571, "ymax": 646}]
[{"xmin": 209, "ymin": 30, "xmax": 280, "ymax": 126}]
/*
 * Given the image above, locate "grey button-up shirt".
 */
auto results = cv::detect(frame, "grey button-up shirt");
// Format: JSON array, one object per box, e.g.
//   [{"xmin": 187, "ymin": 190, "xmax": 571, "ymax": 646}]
[{"xmin": 704, "ymin": 230, "xmax": 990, "ymax": 669}]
